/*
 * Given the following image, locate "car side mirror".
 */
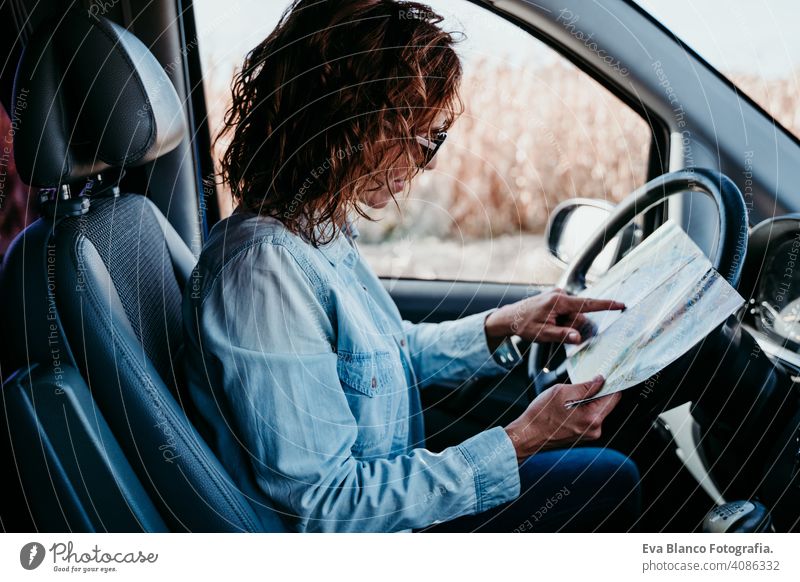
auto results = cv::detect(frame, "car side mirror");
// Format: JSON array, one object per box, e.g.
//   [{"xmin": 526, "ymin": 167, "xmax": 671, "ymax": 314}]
[{"xmin": 546, "ymin": 199, "xmax": 637, "ymax": 279}]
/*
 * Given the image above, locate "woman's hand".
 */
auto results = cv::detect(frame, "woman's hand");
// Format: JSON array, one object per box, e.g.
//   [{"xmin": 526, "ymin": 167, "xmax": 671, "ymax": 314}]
[
  {"xmin": 504, "ymin": 376, "xmax": 621, "ymax": 462},
  {"xmin": 484, "ymin": 288, "xmax": 624, "ymax": 347}
]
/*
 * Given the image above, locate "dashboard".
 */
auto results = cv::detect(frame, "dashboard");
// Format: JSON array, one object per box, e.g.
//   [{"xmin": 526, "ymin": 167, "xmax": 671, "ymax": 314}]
[{"xmin": 740, "ymin": 215, "xmax": 800, "ymax": 372}]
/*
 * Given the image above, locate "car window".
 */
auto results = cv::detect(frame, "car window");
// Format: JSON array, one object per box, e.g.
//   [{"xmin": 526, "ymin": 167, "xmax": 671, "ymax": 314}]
[
  {"xmin": 194, "ymin": 0, "xmax": 651, "ymax": 285},
  {"xmin": 636, "ymin": 0, "xmax": 800, "ymax": 140}
]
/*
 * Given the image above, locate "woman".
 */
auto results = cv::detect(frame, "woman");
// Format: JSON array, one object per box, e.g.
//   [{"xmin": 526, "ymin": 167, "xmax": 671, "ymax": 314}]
[{"xmin": 183, "ymin": 0, "xmax": 641, "ymax": 532}]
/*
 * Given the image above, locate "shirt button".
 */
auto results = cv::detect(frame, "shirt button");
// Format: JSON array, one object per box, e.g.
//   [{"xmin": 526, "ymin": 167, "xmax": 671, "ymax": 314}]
[
  {"xmin": 400, "ymin": 339, "xmax": 406, "ymax": 347},
  {"xmin": 371, "ymin": 377, "xmax": 377, "ymax": 388}
]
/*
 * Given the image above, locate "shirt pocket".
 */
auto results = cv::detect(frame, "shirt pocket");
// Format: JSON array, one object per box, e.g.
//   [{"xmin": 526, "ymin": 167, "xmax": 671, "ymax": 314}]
[{"xmin": 337, "ymin": 350, "xmax": 394, "ymax": 453}]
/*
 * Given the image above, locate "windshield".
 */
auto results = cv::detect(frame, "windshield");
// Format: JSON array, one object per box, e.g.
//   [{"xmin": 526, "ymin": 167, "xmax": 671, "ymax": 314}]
[{"xmin": 636, "ymin": 0, "xmax": 800, "ymax": 140}]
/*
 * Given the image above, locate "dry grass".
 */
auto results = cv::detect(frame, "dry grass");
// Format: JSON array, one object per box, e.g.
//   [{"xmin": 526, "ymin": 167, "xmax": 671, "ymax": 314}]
[
  {"xmin": 732, "ymin": 72, "xmax": 800, "ymax": 139},
  {"xmin": 357, "ymin": 59, "xmax": 651, "ymax": 243}
]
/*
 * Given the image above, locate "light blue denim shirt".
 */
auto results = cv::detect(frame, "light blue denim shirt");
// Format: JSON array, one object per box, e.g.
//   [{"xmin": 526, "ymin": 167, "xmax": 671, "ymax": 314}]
[{"xmin": 183, "ymin": 208, "xmax": 521, "ymax": 532}]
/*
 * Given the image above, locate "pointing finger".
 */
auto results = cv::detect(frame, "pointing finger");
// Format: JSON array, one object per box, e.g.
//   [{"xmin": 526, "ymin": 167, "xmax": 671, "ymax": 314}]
[{"xmin": 558, "ymin": 295, "xmax": 625, "ymax": 314}]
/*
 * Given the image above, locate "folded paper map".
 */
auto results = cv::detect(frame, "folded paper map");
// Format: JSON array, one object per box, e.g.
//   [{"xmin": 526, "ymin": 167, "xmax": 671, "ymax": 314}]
[{"xmin": 565, "ymin": 220, "xmax": 744, "ymax": 405}]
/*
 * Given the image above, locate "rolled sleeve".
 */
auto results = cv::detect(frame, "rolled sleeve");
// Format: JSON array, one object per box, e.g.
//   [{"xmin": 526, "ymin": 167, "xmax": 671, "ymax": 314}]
[{"xmin": 403, "ymin": 309, "xmax": 511, "ymax": 388}]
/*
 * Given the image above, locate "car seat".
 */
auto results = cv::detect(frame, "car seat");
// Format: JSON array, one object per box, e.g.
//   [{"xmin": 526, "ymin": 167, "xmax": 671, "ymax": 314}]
[{"xmin": 0, "ymin": 10, "xmax": 284, "ymax": 532}]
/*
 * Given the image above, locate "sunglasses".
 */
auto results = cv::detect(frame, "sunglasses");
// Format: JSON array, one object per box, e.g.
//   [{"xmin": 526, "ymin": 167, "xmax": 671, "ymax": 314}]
[{"xmin": 414, "ymin": 131, "xmax": 447, "ymax": 168}]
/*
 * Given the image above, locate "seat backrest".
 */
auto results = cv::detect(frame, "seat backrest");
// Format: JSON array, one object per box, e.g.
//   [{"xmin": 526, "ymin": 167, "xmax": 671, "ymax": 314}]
[
  {"xmin": 60, "ymin": 194, "xmax": 188, "ymax": 389},
  {"xmin": 0, "ymin": 10, "xmax": 281, "ymax": 532}
]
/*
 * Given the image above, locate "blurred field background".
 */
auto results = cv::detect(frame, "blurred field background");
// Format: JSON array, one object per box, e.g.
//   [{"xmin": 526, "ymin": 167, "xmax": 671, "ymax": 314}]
[{"xmin": 354, "ymin": 58, "xmax": 651, "ymax": 285}]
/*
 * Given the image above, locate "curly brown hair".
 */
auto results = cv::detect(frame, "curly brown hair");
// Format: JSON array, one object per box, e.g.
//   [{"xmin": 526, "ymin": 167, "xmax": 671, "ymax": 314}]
[{"xmin": 215, "ymin": 0, "xmax": 463, "ymax": 245}]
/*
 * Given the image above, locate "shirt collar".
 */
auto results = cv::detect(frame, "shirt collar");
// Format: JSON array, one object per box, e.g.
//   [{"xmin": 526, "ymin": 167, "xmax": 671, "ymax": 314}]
[
  {"xmin": 317, "ymin": 214, "xmax": 359, "ymax": 267},
  {"xmin": 228, "ymin": 205, "xmax": 359, "ymax": 267}
]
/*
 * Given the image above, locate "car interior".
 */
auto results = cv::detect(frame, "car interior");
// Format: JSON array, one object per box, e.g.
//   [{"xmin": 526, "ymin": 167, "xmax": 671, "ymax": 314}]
[{"xmin": 0, "ymin": 0, "xmax": 799, "ymax": 533}]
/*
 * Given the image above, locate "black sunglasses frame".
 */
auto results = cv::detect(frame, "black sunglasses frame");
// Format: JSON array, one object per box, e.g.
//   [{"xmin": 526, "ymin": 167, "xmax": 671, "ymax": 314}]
[{"xmin": 414, "ymin": 131, "xmax": 447, "ymax": 168}]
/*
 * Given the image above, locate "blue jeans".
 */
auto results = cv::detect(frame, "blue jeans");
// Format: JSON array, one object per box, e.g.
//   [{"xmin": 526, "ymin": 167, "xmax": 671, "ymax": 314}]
[{"xmin": 419, "ymin": 447, "xmax": 641, "ymax": 532}]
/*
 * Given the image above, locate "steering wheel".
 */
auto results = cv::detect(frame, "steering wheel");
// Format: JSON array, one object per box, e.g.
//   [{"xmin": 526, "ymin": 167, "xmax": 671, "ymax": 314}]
[{"xmin": 528, "ymin": 168, "xmax": 748, "ymax": 404}]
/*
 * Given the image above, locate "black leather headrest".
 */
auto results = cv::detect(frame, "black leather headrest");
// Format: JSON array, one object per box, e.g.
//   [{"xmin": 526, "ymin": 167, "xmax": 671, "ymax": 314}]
[{"xmin": 12, "ymin": 11, "xmax": 185, "ymax": 187}]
